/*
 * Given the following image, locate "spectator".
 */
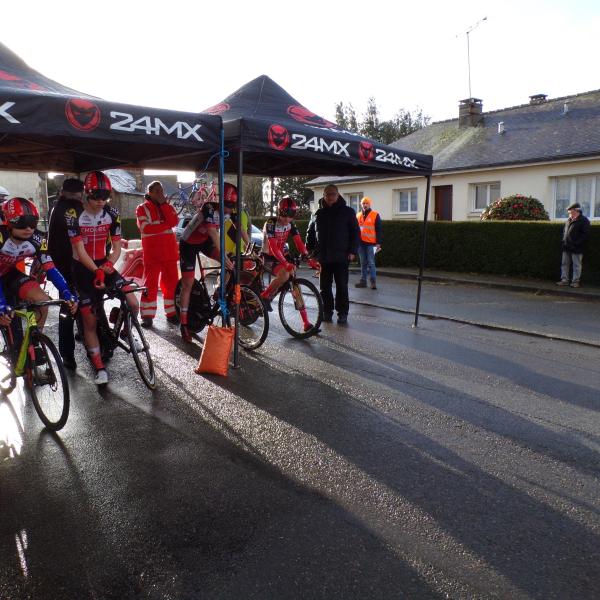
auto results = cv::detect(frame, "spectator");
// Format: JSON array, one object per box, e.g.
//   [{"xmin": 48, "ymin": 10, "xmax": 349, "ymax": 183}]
[
  {"xmin": 136, "ymin": 181, "xmax": 180, "ymax": 328},
  {"xmin": 556, "ymin": 202, "xmax": 591, "ymax": 288},
  {"xmin": 355, "ymin": 197, "xmax": 382, "ymax": 290},
  {"xmin": 306, "ymin": 184, "xmax": 360, "ymax": 325},
  {"xmin": 47, "ymin": 178, "xmax": 85, "ymax": 369}
]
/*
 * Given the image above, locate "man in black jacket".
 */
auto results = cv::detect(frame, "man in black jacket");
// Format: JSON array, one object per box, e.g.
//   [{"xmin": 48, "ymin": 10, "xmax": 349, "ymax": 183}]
[
  {"xmin": 556, "ymin": 202, "xmax": 590, "ymax": 288},
  {"xmin": 47, "ymin": 178, "xmax": 84, "ymax": 368},
  {"xmin": 306, "ymin": 184, "xmax": 360, "ymax": 324}
]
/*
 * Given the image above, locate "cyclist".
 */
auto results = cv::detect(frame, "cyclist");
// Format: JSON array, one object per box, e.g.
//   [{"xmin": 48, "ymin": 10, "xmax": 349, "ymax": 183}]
[
  {"xmin": 0, "ymin": 198, "xmax": 78, "ymax": 359},
  {"xmin": 178, "ymin": 183, "xmax": 234, "ymax": 342},
  {"xmin": 260, "ymin": 197, "xmax": 318, "ymax": 331},
  {"xmin": 66, "ymin": 171, "xmax": 139, "ymax": 385}
]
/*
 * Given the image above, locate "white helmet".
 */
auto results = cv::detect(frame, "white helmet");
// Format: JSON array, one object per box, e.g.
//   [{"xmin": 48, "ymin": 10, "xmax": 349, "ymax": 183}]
[{"xmin": 0, "ymin": 185, "xmax": 9, "ymax": 198}]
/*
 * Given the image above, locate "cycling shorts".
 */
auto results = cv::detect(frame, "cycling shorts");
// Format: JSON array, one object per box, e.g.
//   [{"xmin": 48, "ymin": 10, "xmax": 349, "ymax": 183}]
[
  {"xmin": 72, "ymin": 260, "xmax": 125, "ymax": 307},
  {"xmin": 2, "ymin": 268, "xmax": 39, "ymax": 303},
  {"xmin": 179, "ymin": 239, "xmax": 218, "ymax": 274}
]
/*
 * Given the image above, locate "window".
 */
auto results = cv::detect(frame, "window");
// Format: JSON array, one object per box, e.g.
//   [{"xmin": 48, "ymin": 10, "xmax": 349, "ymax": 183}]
[
  {"xmin": 347, "ymin": 192, "xmax": 363, "ymax": 213},
  {"xmin": 393, "ymin": 188, "xmax": 418, "ymax": 214},
  {"xmin": 473, "ymin": 182, "xmax": 500, "ymax": 211},
  {"xmin": 554, "ymin": 175, "xmax": 600, "ymax": 219}
]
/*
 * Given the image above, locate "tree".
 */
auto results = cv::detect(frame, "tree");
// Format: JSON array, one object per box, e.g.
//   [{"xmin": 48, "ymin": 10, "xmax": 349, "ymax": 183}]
[
  {"xmin": 274, "ymin": 176, "xmax": 314, "ymax": 218},
  {"xmin": 334, "ymin": 101, "xmax": 359, "ymax": 132},
  {"xmin": 242, "ymin": 176, "xmax": 266, "ymax": 217}
]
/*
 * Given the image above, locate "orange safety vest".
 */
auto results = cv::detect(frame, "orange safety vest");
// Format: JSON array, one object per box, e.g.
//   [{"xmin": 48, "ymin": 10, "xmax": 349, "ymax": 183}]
[{"xmin": 357, "ymin": 209, "xmax": 378, "ymax": 244}]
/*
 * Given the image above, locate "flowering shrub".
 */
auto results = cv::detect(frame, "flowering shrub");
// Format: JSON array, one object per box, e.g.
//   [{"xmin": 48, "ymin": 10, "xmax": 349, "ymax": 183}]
[{"xmin": 480, "ymin": 194, "xmax": 549, "ymax": 221}]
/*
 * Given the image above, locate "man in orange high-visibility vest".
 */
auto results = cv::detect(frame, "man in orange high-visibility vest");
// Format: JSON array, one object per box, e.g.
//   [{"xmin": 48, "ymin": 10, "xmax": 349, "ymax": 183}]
[
  {"xmin": 136, "ymin": 181, "xmax": 179, "ymax": 328},
  {"xmin": 355, "ymin": 197, "xmax": 382, "ymax": 290}
]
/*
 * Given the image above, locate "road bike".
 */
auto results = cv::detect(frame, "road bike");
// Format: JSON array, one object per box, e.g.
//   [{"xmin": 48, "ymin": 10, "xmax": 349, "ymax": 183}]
[
  {"xmin": 168, "ymin": 175, "xmax": 218, "ymax": 215},
  {"xmin": 0, "ymin": 300, "xmax": 70, "ymax": 431},
  {"xmin": 241, "ymin": 251, "xmax": 323, "ymax": 340},
  {"xmin": 93, "ymin": 279, "xmax": 156, "ymax": 389},
  {"xmin": 174, "ymin": 255, "xmax": 269, "ymax": 350}
]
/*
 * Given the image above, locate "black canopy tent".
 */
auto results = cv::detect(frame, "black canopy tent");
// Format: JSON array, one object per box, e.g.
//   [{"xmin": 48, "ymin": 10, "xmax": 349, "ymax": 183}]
[
  {"xmin": 0, "ymin": 42, "xmax": 222, "ymax": 172},
  {"xmin": 203, "ymin": 75, "xmax": 434, "ymax": 363}
]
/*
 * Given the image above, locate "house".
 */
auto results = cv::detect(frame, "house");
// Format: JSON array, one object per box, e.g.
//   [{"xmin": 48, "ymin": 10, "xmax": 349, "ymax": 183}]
[
  {"xmin": 308, "ymin": 90, "xmax": 600, "ymax": 222},
  {"xmin": 0, "ymin": 170, "xmax": 48, "ymax": 217}
]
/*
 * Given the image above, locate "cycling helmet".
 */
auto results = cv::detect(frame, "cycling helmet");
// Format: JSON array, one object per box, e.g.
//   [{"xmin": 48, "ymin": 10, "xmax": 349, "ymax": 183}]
[
  {"xmin": 278, "ymin": 197, "xmax": 297, "ymax": 217},
  {"xmin": 84, "ymin": 171, "xmax": 112, "ymax": 200},
  {"xmin": 2, "ymin": 197, "xmax": 39, "ymax": 229},
  {"xmin": 223, "ymin": 182, "xmax": 238, "ymax": 207}
]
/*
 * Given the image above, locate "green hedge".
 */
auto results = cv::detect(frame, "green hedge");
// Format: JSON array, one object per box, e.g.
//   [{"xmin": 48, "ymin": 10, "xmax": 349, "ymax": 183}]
[
  {"xmin": 123, "ymin": 217, "xmax": 600, "ymax": 283},
  {"xmin": 121, "ymin": 218, "xmax": 140, "ymax": 240}
]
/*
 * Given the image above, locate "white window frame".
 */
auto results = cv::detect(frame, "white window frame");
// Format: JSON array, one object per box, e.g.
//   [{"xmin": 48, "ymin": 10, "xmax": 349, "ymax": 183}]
[
  {"xmin": 553, "ymin": 174, "xmax": 600, "ymax": 220},
  {"xmin": 472, "ymin": 181, "xmax": 501, "ymax": 212},
  {"xmin": 393, "ymin": 188, "xmax": 418, "ymax": 215},
  {"xmin": 347, "ymin": 192, "xmax": 363, "ymax": 213}
]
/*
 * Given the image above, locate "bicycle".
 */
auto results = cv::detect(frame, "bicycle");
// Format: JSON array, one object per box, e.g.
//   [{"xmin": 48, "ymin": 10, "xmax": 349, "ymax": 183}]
[
  {"xmin": 0, "ymin": 300, "xmax": 70, "ymax": 431},
  {"xmin": 174, "ymin": 254, "xmax": 269, "ymax": 350},
  {"xmin": 92, "ymin": 279, "xmax": 156, "ymax": 390},
  {"xmin": 168, "ymin": 175, "xmax": 218, "ymax": 215},
  {"xmin": 242, "ymin": 251, "xmax": 324, "ymax": 340}
]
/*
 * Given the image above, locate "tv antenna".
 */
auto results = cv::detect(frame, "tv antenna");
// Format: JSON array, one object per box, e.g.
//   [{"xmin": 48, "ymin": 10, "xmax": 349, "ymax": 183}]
[{"xmin": 458, "ymin": 16, "xmax": 487, "ymax": 99}]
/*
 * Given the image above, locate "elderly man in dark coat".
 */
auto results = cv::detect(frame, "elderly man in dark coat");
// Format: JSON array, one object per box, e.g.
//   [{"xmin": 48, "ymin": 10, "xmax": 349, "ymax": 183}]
[{"xmin": 556, "ymin": 202, "xmax": 591, "ymax": 288}]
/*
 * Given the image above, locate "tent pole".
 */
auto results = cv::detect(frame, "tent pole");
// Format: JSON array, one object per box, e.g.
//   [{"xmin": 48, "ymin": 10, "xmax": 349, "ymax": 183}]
[
  {"xmin": 413, "ymin": 174, "xmax": 432, "ymax": 328},
  {"xmin": 218, "ymin": 126, "xmax": 226, "ymax": 333},
  {"xmin": 233, "ymin": 146, "xmax": 244, "ymax": 367}
]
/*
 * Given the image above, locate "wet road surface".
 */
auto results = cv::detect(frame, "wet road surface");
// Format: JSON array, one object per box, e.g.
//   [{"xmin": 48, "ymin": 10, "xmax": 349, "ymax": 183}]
[{"xmin": 1, "ymin": 281, "xmax": 600, "ymax": 599}]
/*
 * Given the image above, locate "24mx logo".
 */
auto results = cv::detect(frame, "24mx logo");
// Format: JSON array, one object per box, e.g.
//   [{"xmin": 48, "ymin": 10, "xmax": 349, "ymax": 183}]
[
  {"xmin": 290, "ymin": 134, "xmax": 349, "ymax": 157},
  {"xmin": 110, "ymin": 112, "xmax": 204, "ymax": 141},
  {"xmin": 375, "ymin": 149, "xmax": 417, "ymax": 169}
]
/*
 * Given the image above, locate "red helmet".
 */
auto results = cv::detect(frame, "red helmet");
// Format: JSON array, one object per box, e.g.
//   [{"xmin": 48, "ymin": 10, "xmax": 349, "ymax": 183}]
[
  {"xmin": 278, "ymin": 197, "xmax": 297, "ymax": 217},
  {"xmin": 223, "ymin": 182, "xmax": 238, "ymax": 206},
  {"xmin": 2, "ymin": 197, "xmax": 39, "ymax": 228},
  {"xmin": 84, "ymin": 171, "xmax": 112, "ymax": 200}
]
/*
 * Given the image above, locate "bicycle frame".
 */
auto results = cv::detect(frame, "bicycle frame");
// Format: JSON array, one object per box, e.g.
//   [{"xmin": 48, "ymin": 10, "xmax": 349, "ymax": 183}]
[{"xmin": 10, "ymin": 308, "xmax": 38, "ymax": 377}]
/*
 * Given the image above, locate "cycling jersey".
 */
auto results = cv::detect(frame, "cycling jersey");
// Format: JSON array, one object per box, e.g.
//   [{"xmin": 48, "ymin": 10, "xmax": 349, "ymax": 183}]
[
  {"xmin": 183, "ymin": 202, "xmax": 220, "ymax": 245},
  {"xmin": 66, "ymin": 204, "xmax": 121, "ymax": 261},
  {"xmin": 262, "ymin": 218, "xmax": 307, "ymax": 264}
]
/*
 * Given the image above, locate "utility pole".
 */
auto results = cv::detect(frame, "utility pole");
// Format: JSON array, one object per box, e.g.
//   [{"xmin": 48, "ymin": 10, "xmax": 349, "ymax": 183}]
[{"xmin": 461, "ymin": 16, "xmax": 487, "ymax": 99}]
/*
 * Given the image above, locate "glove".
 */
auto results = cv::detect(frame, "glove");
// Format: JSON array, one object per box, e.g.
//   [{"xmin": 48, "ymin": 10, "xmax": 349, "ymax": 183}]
[
  {"xmin": 61, "ymin": 289, "xmax": 78, "ymax": 303},
  {"xmin": 284, "ymin": 262, "xmax": 295, "ymax": 273},
  {"xmin": 93, "ymin": 269, "xmax": 106, "ymax": 289},
  {"xmin": 101, "ymin": 260, "xmax": 115, "ymax": 274},
  {"xmin": 0, "ymin": 301, "xmax": 12, "ymax": 316},
  {"xmin": 308, "ymin": 258, "xmax": 320, "ymax": 270}
]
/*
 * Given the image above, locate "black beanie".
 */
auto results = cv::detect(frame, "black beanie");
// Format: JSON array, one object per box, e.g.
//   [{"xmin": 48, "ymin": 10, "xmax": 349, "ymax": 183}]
[{"xmin": 61, "ymin": 178, "xmax": 84, "ymax": 193}]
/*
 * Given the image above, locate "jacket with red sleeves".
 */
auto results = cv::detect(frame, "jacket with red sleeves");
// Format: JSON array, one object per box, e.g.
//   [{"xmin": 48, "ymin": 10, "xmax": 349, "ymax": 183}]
[{"xmin": 135, "ymin": 197, "xmax": 179, "ymax": 262}]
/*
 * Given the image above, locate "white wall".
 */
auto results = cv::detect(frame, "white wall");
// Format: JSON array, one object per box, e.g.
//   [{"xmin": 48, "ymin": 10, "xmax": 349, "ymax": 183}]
[
  {"xmin": 0, "ymin": 171, "xmax": 48, "ymax": 216},
  {"xmin": 309, "ymin": 157, "xmax": 600, "ymax": 221}
]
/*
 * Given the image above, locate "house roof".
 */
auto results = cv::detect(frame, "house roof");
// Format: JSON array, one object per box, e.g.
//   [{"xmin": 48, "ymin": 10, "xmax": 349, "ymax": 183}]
[{"xmin": 307, "ymin": 89, "xmax": 600, "ymax": 187}]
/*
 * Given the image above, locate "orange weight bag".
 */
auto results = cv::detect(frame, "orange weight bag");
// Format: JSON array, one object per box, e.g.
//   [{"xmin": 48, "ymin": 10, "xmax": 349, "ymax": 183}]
[{"xmin": 194, "ymin": 325, "xmax": 235, "ymax": 376}]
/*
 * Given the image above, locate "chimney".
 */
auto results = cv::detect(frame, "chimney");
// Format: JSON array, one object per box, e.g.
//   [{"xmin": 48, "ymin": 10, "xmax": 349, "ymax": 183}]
[
  {"xmin": 529, "ymin": 94, "xmax": 547, "ymax": 105},
  {"xmin": 458, "ymin": 98, "xmax": 483, "ymax": 128},
  {"xmin": 497, "ymin": 122, "xmax": 505, "ymax": 135}
]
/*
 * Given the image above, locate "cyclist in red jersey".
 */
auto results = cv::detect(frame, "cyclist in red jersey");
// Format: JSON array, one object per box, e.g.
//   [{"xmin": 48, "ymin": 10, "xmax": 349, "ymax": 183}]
[
  {"xmin": 66, "ymin": 171, "xmax": 139, "ymax": 385},
  {"xmin": 260, "ymin": 197, "xmax": 319, "ymax": 331},
  {"xmin": 0, "ymin": 198, "xmax": 77, "ymax": 335},
  {"xmin": 178, "ymin": 183, "xmax": 234, "ymax": 342}
]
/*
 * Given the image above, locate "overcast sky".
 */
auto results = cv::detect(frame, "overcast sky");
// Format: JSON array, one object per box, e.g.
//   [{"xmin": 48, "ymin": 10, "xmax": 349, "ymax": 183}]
[{"xmin": 3, "ymin": 0, "xmax": 599, "ymax": 125}]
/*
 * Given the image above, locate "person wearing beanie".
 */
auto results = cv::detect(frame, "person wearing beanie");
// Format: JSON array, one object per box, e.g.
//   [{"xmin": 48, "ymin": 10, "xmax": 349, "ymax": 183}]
[
  {"xmin": 355, "ymin": 196, "xmax": 382, "ymax": 290},
  {"xmin": 47, "ymin": 177, "xmax": 85, "ymax": 369},
  {"xmin": 556, "ymin": 202, "xmax": 590, "ymax": 288}
]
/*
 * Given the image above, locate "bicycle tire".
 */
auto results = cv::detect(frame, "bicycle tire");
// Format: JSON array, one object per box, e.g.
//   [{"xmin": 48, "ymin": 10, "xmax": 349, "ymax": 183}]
[
  {"xmin": 0, "ymin": 338, "xmax": 16, "ymax": 395},
  {"xmin": 174, "ymin": 278, "xmax": 212, "ymax": 333},
  {"xmin": 168, "ymin": 192, "xmax": 187, "ymax": 215},
  {"xmin": 225, "ymin": 285, "xmax": 269, "ymax": 350},
  {"xmin": 278, "ymin": 277, "xmax": 323, "ymax": 339},
  {"xmin": 26, "ymin": 333, "xmax": 69, "ymax": 431},
  {"xmin": 125, "ymin": 311, "xmax": 156, "ymax": 390}
]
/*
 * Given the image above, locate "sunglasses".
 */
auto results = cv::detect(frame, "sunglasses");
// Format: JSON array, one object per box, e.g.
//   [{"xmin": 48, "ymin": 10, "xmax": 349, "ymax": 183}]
[
  {"xmin": 280, "ymin": 210, "xmax": 296, "ymax": 217},
  {"xmin": 89, "ymin": 189, "xmax": 111, "ymax": 201},
  {"xmin": 11, "ymin": 215, "xmax": 39, "ymax": 229}
]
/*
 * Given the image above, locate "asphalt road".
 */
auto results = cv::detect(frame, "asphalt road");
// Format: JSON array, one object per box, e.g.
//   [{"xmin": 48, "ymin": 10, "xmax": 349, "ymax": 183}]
[{"xmin": 1, "ymin": 279, "xmax": 600, "ymax": 599}]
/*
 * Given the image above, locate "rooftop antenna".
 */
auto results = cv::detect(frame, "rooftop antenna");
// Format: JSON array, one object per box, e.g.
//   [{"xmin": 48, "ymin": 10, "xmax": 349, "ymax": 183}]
[{"xmin": 458, "ymin": 16, "xmax": 487, "ymax": 100}]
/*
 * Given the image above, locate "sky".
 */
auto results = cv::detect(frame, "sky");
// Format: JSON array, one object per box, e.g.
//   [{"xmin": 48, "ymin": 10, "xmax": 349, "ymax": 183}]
[{"xmin": 3, "ymin": 0, "xmax": 599, "ymax": 134}]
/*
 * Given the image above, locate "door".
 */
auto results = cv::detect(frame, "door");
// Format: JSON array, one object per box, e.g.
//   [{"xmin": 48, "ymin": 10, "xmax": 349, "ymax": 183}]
[{"xmin": 434, "ymin": 185, "xmax": 453, "ymax": 221}]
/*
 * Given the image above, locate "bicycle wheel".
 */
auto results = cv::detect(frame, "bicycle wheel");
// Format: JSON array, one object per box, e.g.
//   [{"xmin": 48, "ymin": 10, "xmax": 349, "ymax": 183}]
[
  {"xmin": 25, "ymin": 333, "xmax": 69, "ymax": 431},
  {"xmin": 278, "ymin": 277, "xmax": 323, "ymax": 339},
  {"xmin": 0, "ymin": 329, "xmax": 16, "ymax": 394},
  {"xmin": 233, "ymin": 285, "xmax": 269, "ymax": 350},
  {"xmin": 174, "ymin": 278, "xmax": 212, "ymax": 333},
  {"xmin": 168, "ymin": 192, "xmax": 187, "ymax": 215},
  {"xmin": 125, "ymin": 311, "xmax": 156, "ymax": 390}
]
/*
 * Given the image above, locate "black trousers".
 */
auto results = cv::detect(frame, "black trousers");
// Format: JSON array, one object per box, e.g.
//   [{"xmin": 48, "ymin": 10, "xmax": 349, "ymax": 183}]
[
  {"xmin": 319, "ymin": 262, "xmax": 349, "ymax": 316},
  {"xmin": 57, "ymin": 263, "xmax": 75, "ymax": 360}
]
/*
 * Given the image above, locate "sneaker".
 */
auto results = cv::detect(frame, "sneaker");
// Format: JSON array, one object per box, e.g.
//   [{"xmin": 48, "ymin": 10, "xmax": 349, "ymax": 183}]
[
  {"xmin": 140, "ymin": 318, "xmax": 153, "ymax": 329},
  {"xmin": 337, "ymin": 314, "xmax": 348, "ymax": 325},
  {"xmin": 166, "ymin": 314, "xmax": 179, "ymax": 325},
  {"xmin": 354, "ymin": 280, "xmax": 367, "ymax": 288},
  {"xmin": 61, "ymin": 355, "xmax": 77, "ymax": 370},
  {"xmin": 322, "ymin": 312, "xmax": 333, "ymax": 323},
  {"xmin": 571, "ymin": 281, "xmax": 581, "ymax": 288},
  {"xmin": 303, "ymin": 322, "xmax": 314, "ymax": 332},
  {"xmin": 370, "ymin": 280, "xmax": 377, "ymax": 290},
  {"xmin": 555, "ymin": 280, "xmax": 569, "ymax": 286},
  {"xmin": 180, "ymin": 325, "xmax": 193, "ymax": 343},
  {"xmin": 94, "ymin": 369, "xmax": 108, "ymax": 385}
]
